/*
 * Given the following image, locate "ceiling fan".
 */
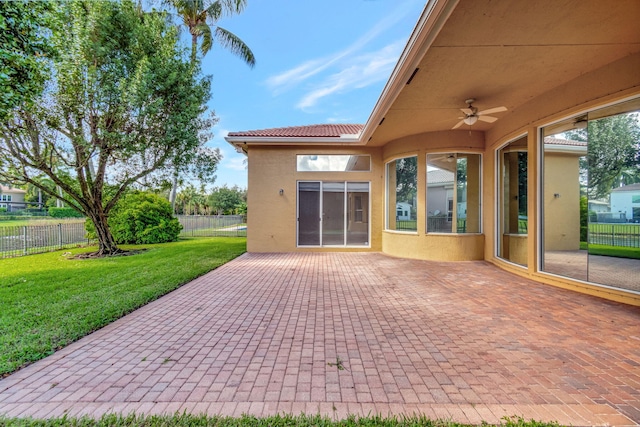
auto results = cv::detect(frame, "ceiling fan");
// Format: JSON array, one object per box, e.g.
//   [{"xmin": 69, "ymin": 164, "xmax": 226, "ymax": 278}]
[{"xmin": 452, "ymin": 98, "xmax": 507, "ymax": 129}]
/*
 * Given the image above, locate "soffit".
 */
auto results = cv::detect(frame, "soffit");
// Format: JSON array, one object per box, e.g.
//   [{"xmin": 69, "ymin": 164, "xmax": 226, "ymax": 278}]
[{"xmin": 367, "ymin": 0, "xmax": 640, "ymax": 146}]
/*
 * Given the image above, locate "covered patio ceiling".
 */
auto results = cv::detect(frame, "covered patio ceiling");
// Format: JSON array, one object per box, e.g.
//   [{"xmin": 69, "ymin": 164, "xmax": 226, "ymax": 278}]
[{"xmin": 366, "ymin": 0, "xmax": 640, "ymax": 146}]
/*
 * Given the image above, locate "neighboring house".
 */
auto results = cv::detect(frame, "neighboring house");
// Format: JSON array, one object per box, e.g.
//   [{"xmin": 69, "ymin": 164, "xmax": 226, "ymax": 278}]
[
  {"xmin": 611, "ymin": 183, "xmax": 640, "ymax": 223},
  {"xmin": 396, "ymin": 202, "xmax": 412, "ymax": 220},
  {"xmin": 226, "ymin": 0, "xmax": 640, "ymax": 305},
  {"xmin": 588, "ymin": 200, "xmax": 609, "ymax": 213},
  {"xmin": 0, "ymin": 185, "xmax": 27, "ymax": 212}
]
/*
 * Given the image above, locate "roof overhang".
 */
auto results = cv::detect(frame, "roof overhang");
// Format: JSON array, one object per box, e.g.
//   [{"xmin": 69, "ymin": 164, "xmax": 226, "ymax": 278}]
[{"xmin": 227, "ymin": 0, "xmax": 640, "ymax": 152}]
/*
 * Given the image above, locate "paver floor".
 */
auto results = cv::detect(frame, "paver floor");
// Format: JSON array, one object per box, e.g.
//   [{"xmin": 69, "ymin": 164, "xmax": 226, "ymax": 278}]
[{"xmin": 1, "ymin": 252, "xmax": 639, "ymax": 425}]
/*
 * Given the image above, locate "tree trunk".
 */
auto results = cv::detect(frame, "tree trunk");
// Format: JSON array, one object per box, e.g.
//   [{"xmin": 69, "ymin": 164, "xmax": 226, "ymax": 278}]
[
  {"xmin": 169, "ymin": 171, "xmax": 178, "ymax": 213},
  {"xmin": 87, "ymin": 210, "xmax": 120, "ymax": 256}
]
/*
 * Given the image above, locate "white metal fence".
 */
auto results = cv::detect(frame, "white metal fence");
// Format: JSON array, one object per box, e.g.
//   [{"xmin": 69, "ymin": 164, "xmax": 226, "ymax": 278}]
[
  {"xmin": 177, "ymin": 215, "xmax": 247, "ymax": 237},
  {"xmin": 0, "ymin": 215, "xmax": 247, "ymax": 259},
  {"xmin": 0, "ymin": 221, "xmax": 92, "ymax": 258}
]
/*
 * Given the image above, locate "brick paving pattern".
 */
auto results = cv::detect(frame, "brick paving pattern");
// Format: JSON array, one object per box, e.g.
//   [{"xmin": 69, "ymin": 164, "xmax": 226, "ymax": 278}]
[{"xmin": 0, "ymin": 252, "xmax": 639, "ymax": 425}]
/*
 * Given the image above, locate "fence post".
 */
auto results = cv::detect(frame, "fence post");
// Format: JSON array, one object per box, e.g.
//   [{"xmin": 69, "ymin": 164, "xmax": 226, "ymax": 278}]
[
  {"xmin": 58, "ymin": 223, "xmax": 63, "ymax": 248},
  {"xmin": 23, "ymin": 226, "xmax": 27, "ymax": 255}
]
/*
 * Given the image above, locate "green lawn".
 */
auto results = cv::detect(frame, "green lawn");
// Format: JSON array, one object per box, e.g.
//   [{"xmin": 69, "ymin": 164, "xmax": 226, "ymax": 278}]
[
  {"xmin": 580, "ymin": 243, "xmax": 640, "ymax": 259},
  {"xmin": 0, "ymin": 413, "xmax": 562, "ymax": 427},
  {"xmin": 0, "ymin": 237, "xmax": 246, "ymax": 376}
]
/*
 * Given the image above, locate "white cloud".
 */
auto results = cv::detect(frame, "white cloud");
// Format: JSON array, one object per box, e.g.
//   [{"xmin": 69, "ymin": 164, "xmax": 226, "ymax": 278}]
[
  {"xmin": 266, "ymin": 2, "xmax": 414, "ymax": 96},
  {"xmin": 296, "ymin": 40, "xmax": 404, "ymax": 110},
  {"xmin": 224, "ymin": 156, "xmax": 247, "ymax": 171}
]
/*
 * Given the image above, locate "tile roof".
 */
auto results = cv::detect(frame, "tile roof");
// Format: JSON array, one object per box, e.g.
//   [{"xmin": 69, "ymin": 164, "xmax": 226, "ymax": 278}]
[
  {"xmin": 544, "ymin": 137, "xmax": 587, "ymax": 146},
  {"xmin": 427, "ymin": 169, "xmax": 455, "ymax": 185},
  {"xmin": 0, "ymin": 185, "xmax": 26, "ymax": 194},
  {"xmin": 611, "ymin": 183, "xmax": 640, "ymax": 192},
  {"xmin": 227, "ymin": 124, "xmax": 364, "ymax": 138}
]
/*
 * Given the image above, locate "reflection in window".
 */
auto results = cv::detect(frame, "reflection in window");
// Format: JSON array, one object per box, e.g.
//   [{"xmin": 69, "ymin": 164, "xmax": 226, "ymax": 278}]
[
  {"xmin": 426, "ymin": 153, "xmax": 481, "ymax": 233},
  {"xmin": 497, "ymin": 136, "xmax": 528, "ymax": 266},
  {"xmin": 386, "ymin": 156, "xmax": 417, "ymax": 231},
  {"xmin": 297, "ymin": 155, "xmax": 370, "ymax": 172},
  {"xmin": 541, "ymin": 98, "xmax": 640, "ymax": 292}
]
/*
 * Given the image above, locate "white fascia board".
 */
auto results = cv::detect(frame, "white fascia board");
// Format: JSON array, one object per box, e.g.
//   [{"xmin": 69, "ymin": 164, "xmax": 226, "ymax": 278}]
[
  {"xmin": 544, "ymin": 144, "xmax": 588, "ymax": 156},
  {"xmin": 360, "ymin": 0, "xmax": 460, "ymax": 145},
  {"xmin": 224, "ymin": 135, "xmax": 361, "ymax": 146}
]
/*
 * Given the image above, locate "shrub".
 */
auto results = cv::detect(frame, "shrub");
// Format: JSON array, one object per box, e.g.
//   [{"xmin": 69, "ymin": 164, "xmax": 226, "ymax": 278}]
[
  {"xmin": 88, "ymin": 192, "xmax": 182, "ymax": 244},
  {"xmin": 48, "ymin": 207, "xmax": 84, "ymax": 218}
]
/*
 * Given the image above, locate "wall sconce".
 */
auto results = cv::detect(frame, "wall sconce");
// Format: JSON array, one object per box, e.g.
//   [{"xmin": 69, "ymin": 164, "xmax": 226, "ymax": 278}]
[
  {"xmin": 279, "ymin": 189, "xmax": 284, "ymax": 196},
  {"xmin": 554, "ymin": 193, "xmax": 560, "ymax": 198}
]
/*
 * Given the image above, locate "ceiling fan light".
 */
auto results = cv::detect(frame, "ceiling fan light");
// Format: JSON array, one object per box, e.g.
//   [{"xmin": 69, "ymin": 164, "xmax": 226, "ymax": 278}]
[{"xmin": 463, "ymin": 115, "xmax": 478, "ymax": 125}]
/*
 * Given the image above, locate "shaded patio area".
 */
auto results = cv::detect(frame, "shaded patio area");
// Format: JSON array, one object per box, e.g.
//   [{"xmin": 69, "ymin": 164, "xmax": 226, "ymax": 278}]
[{"xmin": 0, "ymin": 252, "xmax": 638, "ymax": 425}]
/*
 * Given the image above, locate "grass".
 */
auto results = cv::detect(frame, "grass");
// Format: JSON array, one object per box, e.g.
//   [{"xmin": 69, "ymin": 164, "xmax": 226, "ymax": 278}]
[
  {"xmin": 0, "ymin": 237, "xmax": 246, "ymax": 376},
  {"xmin": 584, "ymin": 243, "xmax": 640, "ymax": 259},
  {"xmin": 0, "ymin": 413, "xmax": 563, "ymax": 427}
]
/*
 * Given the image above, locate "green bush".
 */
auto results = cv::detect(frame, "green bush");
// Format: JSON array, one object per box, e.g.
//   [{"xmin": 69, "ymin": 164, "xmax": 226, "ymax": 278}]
[
  {"xmin": 49, "ymin": 207, "xmax": 84, "ymax": 218},
  {"xmin": 88, "ymin": 192, "xmax": 181, "ymax": 244}
]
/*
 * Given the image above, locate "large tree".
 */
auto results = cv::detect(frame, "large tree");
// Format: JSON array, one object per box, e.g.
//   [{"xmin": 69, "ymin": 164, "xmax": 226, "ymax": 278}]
[
  {"xmin": 0, "ymin": 1, "xmax": 52, "ymax": 120},
  {"xmin": 0, "ymin": 0, "xmax": 217, "ymax": 256},
  {"xmin": 568, "ymin": 113, "xmax": 640, "ymax": 199},
  {"xmin": 166, "ymin": 0, "xmax": 255, "ymax": 210}
]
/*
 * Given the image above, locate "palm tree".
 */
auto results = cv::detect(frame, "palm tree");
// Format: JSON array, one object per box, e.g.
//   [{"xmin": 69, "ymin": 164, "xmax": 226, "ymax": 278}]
[{"xmin": 167, "ymin": 0, "xmax": 255, "ymax": 210}]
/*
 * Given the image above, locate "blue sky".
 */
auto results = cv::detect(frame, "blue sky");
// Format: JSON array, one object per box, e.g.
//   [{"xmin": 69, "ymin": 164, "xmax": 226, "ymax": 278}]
[{"xmin": 189, "ymin": 0, "xmax": 425, "ymax": 189}]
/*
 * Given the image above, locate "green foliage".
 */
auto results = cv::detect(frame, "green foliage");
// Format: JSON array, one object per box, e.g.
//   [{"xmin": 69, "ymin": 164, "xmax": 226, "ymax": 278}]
[
  {"xmin": 394, "ymin": 156, "xmax": 417, "ymax": 204},
  {"xmin": 0, "ymin": 0, "xmax": 216, "ymax": 255},
  {"xmin": 48, "ymin": 207, "xmax": 83, "ymax": 218},
  {"xmin": 88, "ymin": 192, "xmax": 182, "ymax": 244},
  {"xmin": 0, "ymin": 1, "xmax": 52, "ymax": 119},
  {"xmin": 0, "ymin": 237, "xmax": 246, "ymax": 376},
  {"xmin": 579, "ymin": 196, "xmax": 588, "ymax": 242},
  {"xmin": 587, "ymin": 244, "xmax": 640, "ymax": 259},
  {"xmin": 569, "ymin": 114, "xmax": 640, "ymax": 199},
  {"xmin": 208, "ymin": 185, "xmax": 247, "ymax": 215},
  {"xmin": 167, "ymin": 0, "xmax": 255, "ymax": 66}
]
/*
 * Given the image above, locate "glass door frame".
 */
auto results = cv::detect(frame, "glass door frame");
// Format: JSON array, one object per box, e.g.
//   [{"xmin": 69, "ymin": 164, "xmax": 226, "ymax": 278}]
[{"xmin": 296, "ymin": 180, "xmax": 371, "ymax": 248}]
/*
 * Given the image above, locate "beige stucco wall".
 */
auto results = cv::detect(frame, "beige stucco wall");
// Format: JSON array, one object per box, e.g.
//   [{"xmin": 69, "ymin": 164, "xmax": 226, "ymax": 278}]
[
  {"xmin": 380, "ymin": 131, "xmax": 485, "ymax": 261},
  {"xmin": 246, "ymin": 146, "xmax": 383, "ymax": 253},
  {"xmin": 242, "ymin": 52, "xmax": 639, "ymax": 305},
  {"xmin": 543, "ymin": 153, "xmax": 581, "ymax": 251}
]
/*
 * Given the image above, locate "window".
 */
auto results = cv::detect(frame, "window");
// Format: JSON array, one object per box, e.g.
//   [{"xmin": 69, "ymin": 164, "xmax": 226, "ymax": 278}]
[
  {"xmin": 497, "ymin": 137, "xmax": 528, "ymax": 266},
  {"xmin": 297, "ymin": 155, "xmax": 370, "ymax": 172},
  {"xmin": 426, "ymin": 153, "xmax": 481, "ymax": 233},
  {"xmin": 386, "ymin": 156, "xmax": 417, "ymax": 231},
  {"xmin": 540, "ymin": 97, "xmax": 640, "ymax": 291}
]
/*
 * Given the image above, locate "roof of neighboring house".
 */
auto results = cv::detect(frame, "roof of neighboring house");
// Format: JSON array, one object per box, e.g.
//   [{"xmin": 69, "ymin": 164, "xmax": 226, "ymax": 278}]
[
  {"xmin": 543, "ymin": 137, "xmax": 588, "ymax": 155},
  {"xmin": 227, "ymin": 124, "xmax": 364, "ymax": 138},
  {"xmin": 543, "ymin": 137, "xmax": 587, "ymax": 147},
  {"xmin": 427, "ymin": 169, "xmax": 454, "ymax": 185},
  {"xmin": 0, "ymin": 185, "xmax": 26, "ymax": 194},
  {"xmin": 611, "ymin": 183, "xmax": 640, "ymax": 192}
]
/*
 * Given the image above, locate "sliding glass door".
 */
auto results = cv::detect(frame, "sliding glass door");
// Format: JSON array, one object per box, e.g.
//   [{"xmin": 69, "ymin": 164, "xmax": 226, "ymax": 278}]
[{"xmin": 297, "ymin": 181, "xmax": 369, "ymax": 247}]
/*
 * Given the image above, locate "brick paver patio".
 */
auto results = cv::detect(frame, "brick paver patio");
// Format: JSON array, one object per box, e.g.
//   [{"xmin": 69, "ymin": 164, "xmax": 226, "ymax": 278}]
[{"xmin": 0, "ymin": 252, "xmax": 639, "ymax": 425}]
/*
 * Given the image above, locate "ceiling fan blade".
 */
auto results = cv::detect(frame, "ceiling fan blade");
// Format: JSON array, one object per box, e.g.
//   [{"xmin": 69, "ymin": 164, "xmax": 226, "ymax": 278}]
[
  {"xmin": 478, "ymin": 106, "xmax": 507, "ymax": 116},
  {"xmin": 460, "ymin": 108, "xmax": 473, "ymax": 115},
  {"xmin": 452, "ymin": 119, "xmax": 466, "ymax": 129},
  {"xmin": 478, "ymin": 115, "xmax": 498, "ymax": 123}
]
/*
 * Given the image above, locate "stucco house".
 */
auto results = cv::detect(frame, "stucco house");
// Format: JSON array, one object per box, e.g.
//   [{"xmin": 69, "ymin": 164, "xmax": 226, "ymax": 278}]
[
  {"xmin": 226, "ymin": 0, "xmax": 640, "ymax": 305},
  {"xmin": 0, "ymin": 184, "xmax": 27, "ymax": 212},
  {"xmin": 611, "ymin": 183, "xmax": 640, "ymax": 222}
]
